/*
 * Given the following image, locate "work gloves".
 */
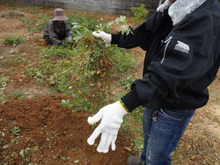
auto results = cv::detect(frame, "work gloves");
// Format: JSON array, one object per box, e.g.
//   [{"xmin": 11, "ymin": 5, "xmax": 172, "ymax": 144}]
[
  {"xmin": 92, "ymin": 31, "xmax": 112, "ymax": 44},
  {"xmin": 87, "ymin": 101, "xmax": 127, "ymax": 153},
  {"xmin": 59, "ymin": 41, "xmax": 66, "ymax": 47},
  {"xmin": 67, "ymin": 34, "xmax": 73, "ymax": 43}
]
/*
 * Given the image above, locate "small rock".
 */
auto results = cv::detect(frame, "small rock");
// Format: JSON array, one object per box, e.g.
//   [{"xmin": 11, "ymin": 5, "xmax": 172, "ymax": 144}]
[{"xmin": 9, "ymin": 49, "xmax": 14, "ymax": 54}]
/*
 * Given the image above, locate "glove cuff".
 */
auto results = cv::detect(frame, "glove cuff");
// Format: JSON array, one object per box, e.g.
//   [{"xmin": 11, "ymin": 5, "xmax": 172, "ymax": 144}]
[
  {"xmin": 104, "ymin": 34, "xmax": 112, "ymax": 44},
  {"xmin": 117, "ymin": 100, "xmax": 128, "ymax": 113}
]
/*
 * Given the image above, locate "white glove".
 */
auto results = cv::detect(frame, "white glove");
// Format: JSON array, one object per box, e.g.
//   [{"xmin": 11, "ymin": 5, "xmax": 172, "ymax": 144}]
[
  {"xmin": 92, "ymin": 31, "xmax": 112, "ymax": 44},
  {"xmin": 87, "ymin": 101, "xmax": 127, "ymax": 153},
  {"xmin": 67, "ymin": 35, "xmax": 72, "ymax": 42}
]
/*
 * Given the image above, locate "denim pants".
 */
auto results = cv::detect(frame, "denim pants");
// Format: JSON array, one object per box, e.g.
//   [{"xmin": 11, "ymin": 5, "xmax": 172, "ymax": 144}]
[{"xmin": 141, "ymin": 107, "xmax": 195, "ymax": 165}]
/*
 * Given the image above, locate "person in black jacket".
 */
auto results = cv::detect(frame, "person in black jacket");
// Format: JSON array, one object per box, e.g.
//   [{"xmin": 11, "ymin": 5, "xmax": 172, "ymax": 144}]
[
  {"xmin": 87, "ymin": 0, "xmax": 220, "ymax": 164},
  {"xmin": 43, "ymin": 8, "xmax": 73, "ymax": 46}
]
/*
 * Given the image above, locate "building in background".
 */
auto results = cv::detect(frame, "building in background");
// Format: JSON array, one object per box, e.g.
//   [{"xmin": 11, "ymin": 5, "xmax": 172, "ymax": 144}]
[{"xmin": 0, "ymin": 0, "xmax": 158, "ymax": 16}]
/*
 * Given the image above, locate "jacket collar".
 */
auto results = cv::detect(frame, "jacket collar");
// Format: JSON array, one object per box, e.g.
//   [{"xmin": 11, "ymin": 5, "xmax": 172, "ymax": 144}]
[{"xmin": 157, "ymin": 0, "xmax": 207, "ymax": 25}]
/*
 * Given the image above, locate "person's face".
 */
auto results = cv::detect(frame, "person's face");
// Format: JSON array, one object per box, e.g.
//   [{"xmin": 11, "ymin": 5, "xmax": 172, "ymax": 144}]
[{"xmin": 58, "ymin": 20, "xmax": 64, "ymax": 24}]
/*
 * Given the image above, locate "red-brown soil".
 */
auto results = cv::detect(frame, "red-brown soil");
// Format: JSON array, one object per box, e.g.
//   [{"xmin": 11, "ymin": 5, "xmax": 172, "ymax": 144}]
[{"xmin": 0, "ymin": 95, "xmax": 134, "ymax": 164}]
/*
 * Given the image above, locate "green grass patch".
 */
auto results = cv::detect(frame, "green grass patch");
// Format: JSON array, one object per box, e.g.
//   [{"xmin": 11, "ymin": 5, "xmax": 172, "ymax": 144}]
[{"xmin": 3, "ymin": 36, "xmax": 27, "ymax": 46}]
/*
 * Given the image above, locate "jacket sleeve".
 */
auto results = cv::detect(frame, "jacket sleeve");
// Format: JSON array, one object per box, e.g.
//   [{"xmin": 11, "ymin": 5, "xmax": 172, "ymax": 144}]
[
  {"xmin": 111, "ymin": 12, "xmax": 162, "ymax": 50},
  {"xmin": 121, "ymin": 10, "xmax": 220, "ymax": 111},
  {"xmin": 48, "ymin": 21, "xmax": 62, "ymax": 45}
]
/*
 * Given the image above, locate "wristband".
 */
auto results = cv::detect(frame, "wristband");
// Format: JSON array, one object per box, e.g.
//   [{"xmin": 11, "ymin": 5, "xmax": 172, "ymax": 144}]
[{"xmin": 118, "ymin": 99, "xmax": 129, "ymax": 113}]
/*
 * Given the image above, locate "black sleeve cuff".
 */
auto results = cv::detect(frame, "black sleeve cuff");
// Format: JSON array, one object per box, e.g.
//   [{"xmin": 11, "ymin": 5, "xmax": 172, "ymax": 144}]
[
  {"xmin": 121, "ymin": 90, "xmax": 143, "ymax": 112},
  {"xmin": 111, "ymin": 34, "xmax": 121, "ymax": 44}
]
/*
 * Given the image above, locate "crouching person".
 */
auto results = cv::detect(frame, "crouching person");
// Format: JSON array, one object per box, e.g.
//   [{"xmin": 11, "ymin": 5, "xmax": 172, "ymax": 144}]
[{"xmin": 43, "ymin": 8, "xmax": 73, "ymax": 46}]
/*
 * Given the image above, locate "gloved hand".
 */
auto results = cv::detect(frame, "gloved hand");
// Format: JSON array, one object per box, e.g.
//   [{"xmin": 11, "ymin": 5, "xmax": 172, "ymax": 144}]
[
  {"xmin": 59, "ymin": 42, "xmax": 66, "ymax": 47},
  {"xmin": 92, "ymin": 31, "xmax": 112, "ymax": 44},
  {"xmin": 87, "ymin": 101, "xmax": 127, "ymax": 153},
  {"xmin": 67, "ymin": 35, "xmax": 72, "ymax": 43}
]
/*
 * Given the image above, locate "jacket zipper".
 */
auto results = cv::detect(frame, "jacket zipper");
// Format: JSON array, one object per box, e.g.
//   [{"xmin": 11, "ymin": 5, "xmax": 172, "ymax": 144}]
[{"xmin": 160, "ymin": 36, "xmax": 172, "ymax": 64}]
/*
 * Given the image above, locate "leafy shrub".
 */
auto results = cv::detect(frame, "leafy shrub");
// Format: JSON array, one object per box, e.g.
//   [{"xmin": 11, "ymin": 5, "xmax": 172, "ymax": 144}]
[{"xmin": 131, "ymin": 4, "xmax": 149, "ymax": 24}]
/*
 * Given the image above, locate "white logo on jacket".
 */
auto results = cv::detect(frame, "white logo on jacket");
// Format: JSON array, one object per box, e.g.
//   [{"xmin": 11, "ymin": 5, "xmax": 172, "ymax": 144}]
[{"xmin": 174, "ymin": 41, "xmax": 190, "ymax": 54}]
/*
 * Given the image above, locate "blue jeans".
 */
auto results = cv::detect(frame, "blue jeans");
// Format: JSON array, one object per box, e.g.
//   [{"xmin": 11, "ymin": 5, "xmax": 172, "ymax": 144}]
[{"xmin": 141, "ymin": 107, "xmax": 195, "ymax": 165}]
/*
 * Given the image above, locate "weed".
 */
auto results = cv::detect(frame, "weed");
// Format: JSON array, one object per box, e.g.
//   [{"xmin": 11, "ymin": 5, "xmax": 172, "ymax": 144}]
[
  {"xmin": 20, "ymin": 17, "xmax": 29, "ymax": 24},
  {"xmin": 14, "ymin": 57, "xmax": 28, "ymax": 64},
  {"xmin": 61, "ymin": 90, "xmax": 91, "ymax": 111},
  {"xmin": 61, "ymin": 156, "xmax": 67, "ymax": 161},
  {"xmin": 0, "ymin": 89, "xmax": 6, "ymax": 104},
  {"xmin": 10, "ymin": 7, "xmax": 23, "ymax": 12},
  {"xmin": 10, "ymin": 89, "xmax": 27, "ymax": 101},
  {"xmin": 132, "ymin": 136, "xmax": 144, "ymax": 154},
  {"xmin": 25, "ymin": 67, "xmax": 45, "ymax": 82},
  {"xmin": 3, "ymin": 36, "xmax": 27, "ymax": 46},
  {"xmin": 19, "ymin": 148, "xmax": 31, "ymax": 161},
  {"xmin": 11, "ymin": 127, "xmax": 21, "ymax": 136},
  {"xmin": 32, "ymin": 146, "xmax": 39, "ymax": 152}
]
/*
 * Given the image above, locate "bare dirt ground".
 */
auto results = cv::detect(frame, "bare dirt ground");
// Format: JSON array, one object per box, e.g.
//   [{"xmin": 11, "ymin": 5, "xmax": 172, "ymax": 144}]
[{"xmin": 0, "ymin": 5, "xmax": 219, "ymax": 165}]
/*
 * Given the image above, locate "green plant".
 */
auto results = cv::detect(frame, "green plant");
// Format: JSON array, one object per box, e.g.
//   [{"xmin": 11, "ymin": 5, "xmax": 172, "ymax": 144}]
[
  {"xmin": 19, "ymin": 148, "xmax": 31, "ymax": 162},
  {"xmin": 11, "ymin": 127, "xmax": 21, "ymax": 136},
  {"xmin": 0, "ymin": 88, "xmax": 6, "ymax": 104},
  {"xmin": 10, "ymin": 7, "xmax": 23, "ymax": 12},
  {"xmin": 10, "ymin": 89, "xmax": 27, "ymax": 100},
  {"xmin": 133, "ymin": 136, "xmax": 144, "ymax": 154},
  {"xmin": 95, "ymin": 15, "xmax": 133, "ymax": 35},
  {"xmin": 61, "ymin": 90, "xmax": 91, "ymax": 111},
  {"xmin": 0, "ymin": 75, "xmax": 10, "ymax": 87},
  {"xmin": 131, "ymin": 4, "xmax": 149, "ymax": 24},
  {"xmin": 25, "ymin": 67, "xmax": 45, "ymax": 82},
  {"xmin": 3, "ymin": 36, "xmax": 27, "ymax": 46},
  {"xmin": 20, "ymin": 17, "xmax": 29, "ymax": 24},
  {"xmin": 14, "ymin": 57, "xmax": 28, "ymax": 64}
]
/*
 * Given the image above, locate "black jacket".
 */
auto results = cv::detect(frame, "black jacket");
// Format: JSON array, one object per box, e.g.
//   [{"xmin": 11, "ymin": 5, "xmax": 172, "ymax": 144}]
[{"xmin": 112, "ymin": 0, "xmax": 220, "ymax": 111}]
